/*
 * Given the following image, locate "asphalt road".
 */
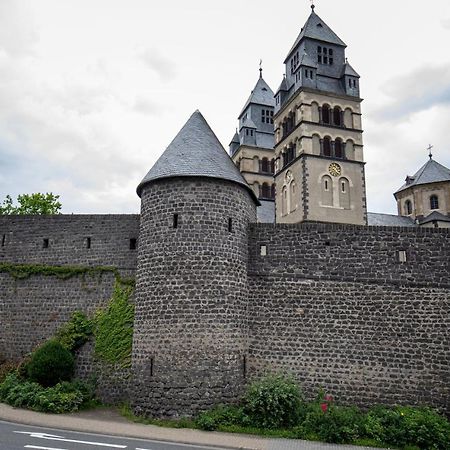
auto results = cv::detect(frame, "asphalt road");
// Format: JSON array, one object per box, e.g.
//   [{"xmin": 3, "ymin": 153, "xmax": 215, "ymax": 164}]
[{"xmin": 0, "ymin": 420, "xmax": 229, "ymax": 450}]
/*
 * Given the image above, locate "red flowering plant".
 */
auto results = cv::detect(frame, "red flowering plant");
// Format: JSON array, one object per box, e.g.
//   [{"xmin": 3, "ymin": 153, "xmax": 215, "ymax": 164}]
[{"xmin": 320, "ymin": 393, "xmax": 334, "ymax": 413}]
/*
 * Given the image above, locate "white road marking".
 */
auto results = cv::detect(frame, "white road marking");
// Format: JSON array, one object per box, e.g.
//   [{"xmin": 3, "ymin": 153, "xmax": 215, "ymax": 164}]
[
  {"xmin": 25, "ymin": 446, "xmax": 68, "ymax": 450},
  {"xmin": 14, "ymin": 431, "xmax": 127, "ymax": 448}
]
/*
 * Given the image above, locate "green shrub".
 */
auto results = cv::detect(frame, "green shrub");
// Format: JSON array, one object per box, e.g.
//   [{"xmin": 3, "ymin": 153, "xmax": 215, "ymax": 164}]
[
  {"xmin": 196, "ymin": 405, "xmax": 249, "ymax": 431},
  {"xmin": 365, "ymin": 406, "xmax": 450, "ymax": 450},
  {"xmin": 27, "ymin": 340, "xmax": 74, "ymax": 387},
  {"xmin": 243, "ymin": 374, "xmax": 303, "ymax": 429},
  {"xmin": 55, "ymin": 311, "xmax": 93, "ymax": 352},
  {"xmin": 0, "ymin": 373, "xmax": 95, "ymax": 413},
  {"xmin": 302, "ymin": 403, "xmax": 364, "ymax": 444},
  {"xmin": 94, "ymin": 282, "xmax": 134, "ymax": 367},
  {"xmin": 0, "ymin": 361, "xmax": 17, "ymax": 383}
]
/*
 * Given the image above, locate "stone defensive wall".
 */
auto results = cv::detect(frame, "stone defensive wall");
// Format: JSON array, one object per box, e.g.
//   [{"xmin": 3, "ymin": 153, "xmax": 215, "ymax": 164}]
[
  {"xmin": 247, "ymin": 222, "xmax": 450, "ymax": 413},
  {"xmin": 0, "ymin": 214, "xmax": 139, "ymax": 360}
]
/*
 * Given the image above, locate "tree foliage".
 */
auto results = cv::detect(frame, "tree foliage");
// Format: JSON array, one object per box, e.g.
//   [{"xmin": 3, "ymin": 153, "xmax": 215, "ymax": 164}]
[{"xmin": 0, "ymin": 193, "xmax": 62, "ymax": 215}]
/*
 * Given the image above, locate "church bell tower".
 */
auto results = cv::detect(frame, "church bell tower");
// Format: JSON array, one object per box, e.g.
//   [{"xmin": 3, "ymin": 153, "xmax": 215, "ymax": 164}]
[{"xmin": 274, "ymin": 5, "xmax": 367, "ymax": 225}]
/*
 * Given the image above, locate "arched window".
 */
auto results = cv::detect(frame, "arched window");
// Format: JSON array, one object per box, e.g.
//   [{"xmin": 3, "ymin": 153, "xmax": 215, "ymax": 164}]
[
  {"xmin": 282, "ymin": 186, "xmax": 288, "ymax": 216},
  {"xmin": 334, "ymin": 139, "xmax": 344, "ymax": 159},
  {"xmin": 430, "ymin": 195, "xmax": 439, "ymax": 210},
  {"xmin": 339, "ymin": 177, "xmax": 350, "ymax": 209},
  {"xmin": 333, "ymin": 106, "xmax": 342, "ymax": 126},
  {"xmin": 312, "ymin": 134, "xmax": 321, "ymax": 155},
  {"xmin": 290, "ymin": 182, "xmax": 297, "ymax": 212},
  {"xmin": 323, "ymin": 137, "xmax": 332, "ymax": 156},
  {"xmin": 261, "ymin": 157, "xmax": 269, "ymax": 173},
  {"xmin": 322, "ymin": 105, "xmax": 330, "ymax": 124},
  {"xmin": 405, "ymin": 200, "xmax": 412, "ymax": 215},
  {"xmin": 261, "ymin": 183, "xmax": 271, "ymax": 199},
  {"xmin": 271, "ymin": 184, "xmax": 276, "ymax": 199},
  {"xmin": 321, "ymin": 175, "xmax": 333, "ymax": 206},
  {"xmin": 343, "ymin": 108, "xmax": 353, "ymax": 128},
  {"xmin": 270, "ymin": 159, "xmax": 275, "ymax": 174}
]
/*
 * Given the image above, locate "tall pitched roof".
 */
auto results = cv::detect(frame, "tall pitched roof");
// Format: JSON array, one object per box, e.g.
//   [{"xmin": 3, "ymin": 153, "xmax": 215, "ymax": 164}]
[
  {"xmin": 137, "ymin": 110, "xmax": 258, "ymax": 204},
  {"xmin": 395, "ymin": 157, "xmax": 450, "ymax": 194},
  {"xmin": 239, "ymin": 76, "xmax": 275, "ymax": 118},
  {"xmin": 343, "ymin": 61, "xmax": 360, "ymax": 77},
  {"xmin": 284, "ymin": 8, "xmax": 346, "ymax": 63}
]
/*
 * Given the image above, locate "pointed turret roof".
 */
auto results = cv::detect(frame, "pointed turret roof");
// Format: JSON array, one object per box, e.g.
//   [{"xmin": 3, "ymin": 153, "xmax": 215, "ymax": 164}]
[
  {"xmin": 395, "ymin": 157, "xmax": 450, "ymax": 194},
  {"xmin": 239, "ymin": 76, "xmax": 275, "ymax": 118},
  {"xmin": 229, "ymin": 130, "xmax": 240, "ymax": 146},
  {"xmin": 343, "ymin": 61, "xmax": 360, "ymax": 77},
  {"xmin": 284, "ymin": 8, "xmax": 346, "ymax": 63},
  {"xmin": 276, "ymin": 76, "xmax": 288, "ymax": 93},
  {"xmin": 137, "ymin": 110, "xmax": 258, "ymax": 204}
]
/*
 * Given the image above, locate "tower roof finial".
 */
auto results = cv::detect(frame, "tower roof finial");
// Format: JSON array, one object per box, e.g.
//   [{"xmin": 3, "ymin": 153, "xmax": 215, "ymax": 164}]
[
  {"xmin": 259, "ymin": 59, "xmax": 263, "ymax": 78},
  {"xmin": 310, "ymin": 0, "xmax": 315, "ymax": 12},
  {"xmin": 427, "ymin": 144, "xmax": 434, "ymax": 160}
]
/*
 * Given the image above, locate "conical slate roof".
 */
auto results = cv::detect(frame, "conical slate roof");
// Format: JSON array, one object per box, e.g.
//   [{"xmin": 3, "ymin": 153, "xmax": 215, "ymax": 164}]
[
  {"xmin": 239, "ymin": 77, "xmax": 275, "ymax": 118},
  {"xmin": 229, "ymin": 130, "xmax": 240, "ymax": 146},
  {"xmin": 137, "ymin": 110, "xmax": 259, "ymax": 204},
  {"xmin": 285, "ymin": 8, "xmax": 346, "ymax": 63},
  {"xmin": 395, "ymin": 157, "xmax": 450, "ymax": 194},
  {"xmin": 343, "ymin": 61, "xmax": 360, "ymax": 77}
]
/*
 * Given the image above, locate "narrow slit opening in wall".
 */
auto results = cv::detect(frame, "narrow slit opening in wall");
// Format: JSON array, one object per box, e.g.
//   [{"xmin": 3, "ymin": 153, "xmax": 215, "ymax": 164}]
[
  {"xmin": 397, "ymin": 250, "xmax": 407, "ymax": 263},
  {"xmin": 260, "ymin": 245, "xmax": 267, "ymax": 256},
  {"xmin": 1, "ymin": 234, "xmax": 5, "ymax": 247},
  {"xmin": 243, "ymin": 355, "xmax": 247, "ymax": 379},
  {"xmin": 150, "ymin": 357, "xmax": 154, "ymax": 377},
  {"xmin": 173, "ymin": 214, "xmax": 179, "ymax": 229},
  {"xmin": 129, "ymin": 238, "xmax": 137, "ymax": 250},
  {"xmin": 325, "ymin": 241, "xmax": 331, "ymax": 247},
  {"xmin": 42, "ymin": 238, "xmax": 49, "ymax": 249},
  {"xmin": 228, "ymin": 218, "xmax": 233, "ymax": 233},
  {"xmin": 86, "ymin": 237, "xmax": 91, "ymax": 249}
]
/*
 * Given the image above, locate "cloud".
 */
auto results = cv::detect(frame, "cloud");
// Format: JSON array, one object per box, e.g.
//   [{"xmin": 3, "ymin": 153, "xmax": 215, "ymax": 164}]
[
  {"xmin": 133, "ymin": 97, "xmax": 162, "ymax": 115},
  {"xmin": 138, "ymin": 48, "xmax": 177, "ymax": 81},
  {"xmin": 442, "ymin": 18, "xmax": 450, "ymax": 29},
  {"xmin": 371, "ymin": 65, "xmax": 450, "ymax": 121},
  {"xmin": 0, "ymin": 1, "xmax": 38, "ymax": 57}
]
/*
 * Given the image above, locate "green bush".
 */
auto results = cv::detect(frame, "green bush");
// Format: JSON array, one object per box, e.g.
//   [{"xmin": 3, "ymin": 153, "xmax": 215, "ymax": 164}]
[
  {"xmin": 0, "ymin": 361, "xmax": 17, "ymax": 383},
  {"xmin": 27, "ymin": 340, "xmax": 74, "ymax": 387},
  {"xmin": 0, "ymin": 373, "xmax": 94, "ymax": 413},
  {"xmin": 302, "ymin": 404, "xmax": 364, "ymax": 444},
  {"xmin": 55, "ymin": 311, "xmax": 93, "ymax": 352},
  {"xmin": 243, "ymin": 374, "xmax": 303, "ymax": 429},
  {"xmin": 365, "ymin": 406, "xmax": 450, "ymax": 450},
  {"xmin": 196, "ymin": 405, "xmax": 249, "ymax": 431}
]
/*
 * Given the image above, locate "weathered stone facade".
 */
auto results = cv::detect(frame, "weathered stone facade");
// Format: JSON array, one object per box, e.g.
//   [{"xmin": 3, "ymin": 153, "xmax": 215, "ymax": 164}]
[
  {"xmin": 132, "ymin": 178, "xmax": 257, "ymax": 417},
  {"xmin": 0, "ymin": 189, "xmax": 449, "ymax": 417}
]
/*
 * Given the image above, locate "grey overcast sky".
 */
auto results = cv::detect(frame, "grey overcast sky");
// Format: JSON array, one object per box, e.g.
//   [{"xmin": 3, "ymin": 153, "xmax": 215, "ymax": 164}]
[{"xmin": 0, "ymin": 0, "xmax": 449, "ymax": 214}]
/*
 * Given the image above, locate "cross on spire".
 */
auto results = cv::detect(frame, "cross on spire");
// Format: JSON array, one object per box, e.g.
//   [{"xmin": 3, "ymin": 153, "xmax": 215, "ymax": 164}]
[
  {"xmin": 427, "ymin": 144, "xmax": 434, "ymax": 160},
  {"xmin": 310, "ymin": 0, "xmax": 316, "ymax": 11},
  {"xmin": 259, "ymin": 59, "xmax": 263, "ymax": 78}
]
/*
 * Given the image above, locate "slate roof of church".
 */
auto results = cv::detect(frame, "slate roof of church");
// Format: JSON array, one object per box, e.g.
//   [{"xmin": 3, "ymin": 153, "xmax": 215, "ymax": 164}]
[
  {"xmin": 395, "ymin": 158, "xmax": 450, "ymax": 194},
  {"xmin": 257, "ymin": 200, "xmax": 275, "ymax": 223},
  {"xmin": 343, "ymin": 61, "xmax": 360, "ymax": 77},
  {"xmin": 137, "ymin": 110, "xmax": 259, "ymax": 204},
  {"xmin": 239, "ymin": 76, "xmax": 275, "ymax": 118},
  {"xmin": 367, "ymin": 212, "xmax": 415, "ymax": 227},
  {"xmin": 419, "ymin": 211, "xmax": 450, "ymax": 225},
  {"xmin": 284, "ymin": 7, "xmax": 346, "ymax": 63}
]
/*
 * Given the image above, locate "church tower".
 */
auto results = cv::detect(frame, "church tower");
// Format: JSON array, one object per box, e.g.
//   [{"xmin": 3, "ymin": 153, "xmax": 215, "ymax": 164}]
[
  {"xmin": 229, "ymin": 69, "xmax": 276, "ymax": 204},
  {"xmin": 273, "ymin": 5, "xmax": 367, "ymax": 225}
]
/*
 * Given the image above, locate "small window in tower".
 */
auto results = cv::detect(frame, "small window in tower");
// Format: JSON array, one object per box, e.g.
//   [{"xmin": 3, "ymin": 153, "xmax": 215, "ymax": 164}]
[
  {"xmin": 324, "ymin": 56, "xmax": 328, "ymax": 64},
  {"xmin": 260, "ymin": 245, "xmax": 267, "ymax": 256},
  {"xmin": 1, "ymin": 234, "xmax": 5, "ymax": 247},
  {"xmin": 173, "ymin": 214, "xmax": 179, "ymax": 229},
  {"xmin": 251, "ymin": 130, "xmax": 254, "ymax": 136},
  {"xmin": 86, "ymin": 237, "xmax": 91, "ymax": 249},
  {"xmin": 341, "ymin": 182, "xmax": 346, "ymax": 193},
  {"xmin": 329, "ymin": 57, "xmax": 333, "ymax": 65},
  {"xmin": 318, "ymin": 46, "xmax": 322, "ymax": 53},
  {"xmin": 325, "ymin": 179, "xmax": 329, "ymax": 191},
  {"xmin": 318, "ymin": 55, "xmax": 322, "ymax": 64},
  {"xmin": 323, "ymin": 48, "xmax": 328, "ymax": 55},
  {"xmin": 329, "ymin": 49, "xmax": 333, "ymax": 56},
  {"xmin": 397, "ymin": 250, "xmax": 407, "ymax": 263},
  {"xmin": 129, "ymin": 238, "xmax": 137, "ymax": 250},
  {"xmin": 228, "ymin": 218, "xmax": 233, "ymax": 233},
  {"xmin": 270, "ymin": 111, "xmax": 274, "ymax": 116},
  {"xmin": 43, "ymin": 238, "xmax": 49, "ymax": 249}
]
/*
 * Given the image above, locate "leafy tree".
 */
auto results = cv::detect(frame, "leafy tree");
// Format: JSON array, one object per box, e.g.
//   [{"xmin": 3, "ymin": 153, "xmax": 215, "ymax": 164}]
[{"xmin": 0, "ymin": 193, "xmax": 62, "ymax": 215}]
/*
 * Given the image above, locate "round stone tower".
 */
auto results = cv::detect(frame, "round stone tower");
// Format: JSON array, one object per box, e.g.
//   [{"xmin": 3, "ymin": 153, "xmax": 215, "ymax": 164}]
[{"xmin": 132, "ymin": 110, "xmax": 258, "ymax": 417}]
